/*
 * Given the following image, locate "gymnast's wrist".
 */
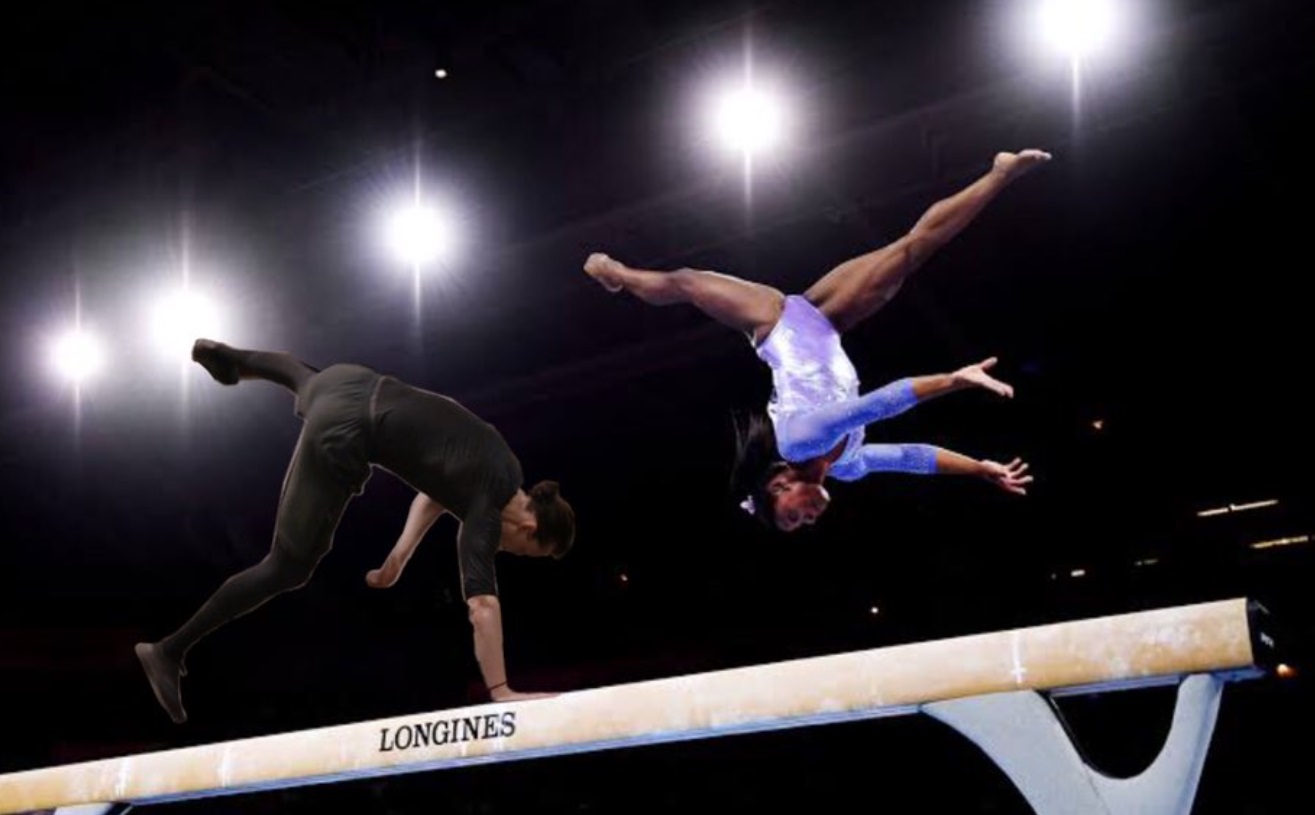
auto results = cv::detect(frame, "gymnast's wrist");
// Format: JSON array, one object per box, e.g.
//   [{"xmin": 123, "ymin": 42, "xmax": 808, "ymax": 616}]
[
  {"xmin": 487, "ymin": 680, "xmax": 510, "ymax": 699},
  {"xmin": 946, "ymin": 370, "xmax": 973, "ymax": 391}
]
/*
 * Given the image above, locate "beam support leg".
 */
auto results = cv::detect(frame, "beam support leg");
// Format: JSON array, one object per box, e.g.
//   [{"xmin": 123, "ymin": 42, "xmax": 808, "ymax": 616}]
[{"xmin": 923, "ymin": 674, "xmax": 1225, "ymax": 815}]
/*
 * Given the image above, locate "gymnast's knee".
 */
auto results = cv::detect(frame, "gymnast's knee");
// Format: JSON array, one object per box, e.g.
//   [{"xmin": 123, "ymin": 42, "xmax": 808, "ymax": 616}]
[
  {"xmin": 898, "ymin": 230, "xmax": 939, "ymax": 269},
  {"xmin": 669, "ymin": 268, "xmax": 700, "ymax": 294},
  {"xmin": 263, "ymin": 546, "xmax": 321, "ymax": 591}
]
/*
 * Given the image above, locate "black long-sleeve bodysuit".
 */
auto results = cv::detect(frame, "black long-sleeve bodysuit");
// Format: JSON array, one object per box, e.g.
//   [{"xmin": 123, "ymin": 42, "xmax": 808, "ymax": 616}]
[{"xmin": 159, "ymin": 351, "xmax": 521, "ymax": 659}]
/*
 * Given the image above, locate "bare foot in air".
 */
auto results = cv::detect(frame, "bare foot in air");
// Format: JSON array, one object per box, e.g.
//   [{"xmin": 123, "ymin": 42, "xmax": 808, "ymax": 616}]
[
  {"xmin": 993, "ymin": 149, "xmax": 1052, "ymax": 181},
  {"xmin": 584, "ymin": 252, "xmax": 625, "ymax": 293}
]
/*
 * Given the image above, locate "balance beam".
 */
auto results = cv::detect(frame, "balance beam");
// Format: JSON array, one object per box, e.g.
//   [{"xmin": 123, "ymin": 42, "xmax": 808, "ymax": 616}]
[{"xmin": 0, "ymin": 597, "xmax": 1275, "ymax": 815}]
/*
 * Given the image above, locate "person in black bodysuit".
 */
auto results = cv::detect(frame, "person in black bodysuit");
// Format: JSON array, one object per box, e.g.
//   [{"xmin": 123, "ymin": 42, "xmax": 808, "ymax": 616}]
[{"xmin": 134, "ymin": 339, "xmax": 575, "ymax": 724}]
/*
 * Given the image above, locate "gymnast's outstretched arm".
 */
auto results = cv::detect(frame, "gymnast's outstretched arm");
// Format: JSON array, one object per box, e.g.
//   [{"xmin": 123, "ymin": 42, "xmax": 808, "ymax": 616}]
[
  {"xmin": 831, "ymin": 443, "xmax": 1032, "ymax": 495},
  {"xmin": 366, "ymin": 492, "xmax": 447, "ymax": 588},
  {"xmin": 777, "ymin": 358, "xmax": 1014, "ymax": 460}
]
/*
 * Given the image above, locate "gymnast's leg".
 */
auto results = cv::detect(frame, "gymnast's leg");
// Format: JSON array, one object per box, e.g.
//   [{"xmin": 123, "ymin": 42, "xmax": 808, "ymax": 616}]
[
  {"xmin": 135, "ymin": 434, "xmax": 354, "ymax": 724},
  {"xmin": 190, "ymin": 338, "xmax": 320, "ymax": 394},
  {"xmin": 804, "ymin": 149, "xmax": 1051, "ymax": 333},
  {"xmin": 583, "ymin": 252, "xmax": 784, "ymax": 344}
]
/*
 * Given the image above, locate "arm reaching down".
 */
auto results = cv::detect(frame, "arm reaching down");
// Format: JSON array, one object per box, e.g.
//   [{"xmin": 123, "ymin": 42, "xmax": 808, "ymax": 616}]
[
  {"xmin": 459, "ymin": 497, "xmax": 555, "ymax": 702},
  {"xmin": 777, "ymin": 379, "xmax": 923, "ymax": 460},
  {"xmin": 467, "ymin": 595, "xmax": 554, "ymax": 702},
  {"xmin": 831, "ymin": 442, "xmax": 940, "ymax": 479},
  {"xmin": 366, "ymin": 492, "xmax": 446, "ymax": 588},
  {"xmin": 928, "ymin": 448, "xmax": 1032, "ymax": 494},
  {"xmin": 969, "ymin": 455, "xmax": 1032, "ymax": 495},
  {"xmin": 468, "ymin": 595, "xmax": 510, "ymax": 697},
  {"xmin": 832, "ymin": 443, "xmax": 1032, "ymax": 495},
  {"xmin": 776, "ymin": 358, "xmax": 1014, "ymax": 460}
]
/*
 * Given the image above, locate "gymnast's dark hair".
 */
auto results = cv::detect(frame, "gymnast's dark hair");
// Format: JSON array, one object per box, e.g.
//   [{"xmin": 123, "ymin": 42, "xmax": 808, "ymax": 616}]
[
  {"xmin": 529, "ymin": 480, "xmax": 575, "ymax": 558},
  {"xmin": 729, "ymin": 411, "xmax": 790, "ymax": 529}
]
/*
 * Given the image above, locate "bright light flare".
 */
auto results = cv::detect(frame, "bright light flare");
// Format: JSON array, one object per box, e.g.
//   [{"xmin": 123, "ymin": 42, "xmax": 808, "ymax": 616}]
[
  {"xmin": 150, "ymin": 288, "xmax": 224, "ymax": 362},
  {"xmin": 1035, "ymin": 0, "xmax": 1123, "ymax": 61},
  {"xmin": 712, "ymin": 84, "xmax": 786, "ymax": 156},
  {"xmin": 385, "ymin": 203, "xmax": 454, "ymax": 269},
  {"xmin": 49, "ymin": 327, "xmax": 106, "ymax": 384}
]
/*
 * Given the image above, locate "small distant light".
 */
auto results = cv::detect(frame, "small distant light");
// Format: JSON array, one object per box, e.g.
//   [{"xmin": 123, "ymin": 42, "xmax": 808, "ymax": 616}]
[
  {"xmin": 1277, "ymin": 663, "xmax": 1297, "ymax": 680},
  {"xmin": 1091, "ymin": 419, "xmax": 1104, "ymax": 431},
  {"xmin": 1134, "ymin": 558, "xmax": 1159, "ymax": 567},
  {"xmin": 1250, "ymin": 535, "xmax": 1309, "ymax": 551},
  {"xmin": 435, "ymin": 68, "xmax": 448, "ymax": 79},
  {"xmin": 1198, "ymin": 499, "xmax": 1278, "ymax": 518},
  {"xmin": 1070, "ymin": 568, "xmax": 1086, "ymax": 578},
  {"xmin": 1232, "ymin": 499, "xmax": 1279, "ymax": 512},
  {"xmin": 618, "ymin": 573, "xmax": 629, "ymax": 584},
  {"xmin": 869, "ymin": 606, "xmax": 880, "ymax": 616}
]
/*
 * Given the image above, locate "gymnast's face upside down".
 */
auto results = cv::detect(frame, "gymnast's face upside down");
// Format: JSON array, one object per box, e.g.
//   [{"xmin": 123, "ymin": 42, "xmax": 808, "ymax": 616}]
[{"xmin": 766, "ymin": 468, "xmax": 831, "ymax": 532}]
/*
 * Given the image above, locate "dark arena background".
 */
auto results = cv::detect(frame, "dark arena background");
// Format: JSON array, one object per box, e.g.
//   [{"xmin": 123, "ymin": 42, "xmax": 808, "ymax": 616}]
[{"xmin": 1, "ymin": 0, "xmax": 1312, "ymax": 812}]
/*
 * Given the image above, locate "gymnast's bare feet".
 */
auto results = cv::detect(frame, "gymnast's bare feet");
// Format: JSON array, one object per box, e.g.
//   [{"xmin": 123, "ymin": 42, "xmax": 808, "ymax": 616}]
[
  {"xmin": 992, "ymin": 149, "xmax": 1052, "ymax": 182},
  {"xmin": 583, "ymin": 252, "xmax": 625, "ymax": 293}
]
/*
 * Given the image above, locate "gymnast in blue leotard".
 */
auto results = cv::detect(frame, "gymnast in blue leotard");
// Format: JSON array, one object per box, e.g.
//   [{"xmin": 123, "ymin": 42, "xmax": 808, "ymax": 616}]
[{"xmin": 585, "ymin": 148, "xmax": 1048, "ymax": 531}]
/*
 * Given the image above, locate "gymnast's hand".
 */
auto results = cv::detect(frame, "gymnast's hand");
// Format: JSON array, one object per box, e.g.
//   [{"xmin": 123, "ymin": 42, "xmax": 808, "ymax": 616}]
[
  {"xmin": 953, "ymin": 357, "xmax": 1014, "ymax": 398},
  {"xmin": 979, "ymin": 457, "xmax": 1031, "ymax": 495},
  {"xmin": 490, "ymin": 686, "xmax": 558, "ymax": 702},
  {"xmin": 365, "ymin": 557, "xmax": 404, "ymax": 589}
]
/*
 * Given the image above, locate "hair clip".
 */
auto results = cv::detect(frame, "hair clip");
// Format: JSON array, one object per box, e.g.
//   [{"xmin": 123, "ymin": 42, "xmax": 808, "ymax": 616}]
[{"xmin": 739, "ymin": 496, "xmax": 755, "ymax": 514}]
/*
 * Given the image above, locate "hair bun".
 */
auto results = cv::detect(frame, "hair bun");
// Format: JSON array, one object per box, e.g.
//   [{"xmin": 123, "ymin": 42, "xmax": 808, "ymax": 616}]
[{"xmin": 530, "ymin": 480, "xmax": 560, "ymax": 501}]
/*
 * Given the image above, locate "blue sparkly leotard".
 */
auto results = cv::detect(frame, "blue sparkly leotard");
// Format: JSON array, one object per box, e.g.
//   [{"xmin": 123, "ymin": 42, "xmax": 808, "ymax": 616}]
[{"xmin": 753, "ymin": 295, "xmax": 938, "ymax": 481}]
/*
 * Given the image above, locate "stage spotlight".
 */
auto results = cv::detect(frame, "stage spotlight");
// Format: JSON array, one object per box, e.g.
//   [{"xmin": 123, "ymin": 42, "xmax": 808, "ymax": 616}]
[
  {"xmin": 1035, "ymin": 0, "xmax": 1124, "ymax": 62},
  {"xmin": 49, "ymin": 327, "xmax": 105, "ymax": 384},
  {"xmin": 714, "ymin": 84, "xmax": 785, "ymax": 156},
  {"xmin": 150, "ymin": 287, "xmax": 224, "ymax": 363},
  {"xmin": 385, "ymin": 202, "xmax": 455, "ymax": 269}
]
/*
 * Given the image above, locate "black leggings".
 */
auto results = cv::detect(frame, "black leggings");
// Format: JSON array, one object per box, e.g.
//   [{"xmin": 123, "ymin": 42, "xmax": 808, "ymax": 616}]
[
  {"xmin": 159, "ymin": 347, "xmax": 365, "ymax": 662},
  {"xmin": 238, "ymin": 349, "xmax": 320, "ymax": 394}
]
